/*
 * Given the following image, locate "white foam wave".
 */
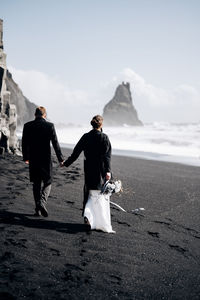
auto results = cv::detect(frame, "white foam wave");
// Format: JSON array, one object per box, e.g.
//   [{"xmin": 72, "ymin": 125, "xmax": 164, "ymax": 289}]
[{"xmin": 56, "ymin": 123, "xmax": 200, "ymax": 167}]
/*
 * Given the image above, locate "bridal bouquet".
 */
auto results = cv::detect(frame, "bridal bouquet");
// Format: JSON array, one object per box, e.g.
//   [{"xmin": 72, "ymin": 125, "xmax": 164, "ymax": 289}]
[{"xmin": 101, "ymin": 180, "xmax": 122, "ymax": 195}]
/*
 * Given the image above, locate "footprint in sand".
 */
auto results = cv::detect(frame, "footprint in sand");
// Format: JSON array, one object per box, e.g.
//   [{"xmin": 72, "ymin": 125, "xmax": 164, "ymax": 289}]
[
  {"xmin": 154, "ymin": 220, "xmax": 171, "ymax": 227},
  {"xmin": 80, "ymin": 249, "xmax": 86, "ymax": 257},
  {"xmin": 6, "ymin": 186, "xmax": 12, "ymax": 191},
  {"xmin": 7, "ymin": 230, "xmax": 19, "ymax": 236},
  {"xmin": 82, "ymin": 238, "xmax": 87, "ymax": 243},
  {"xmin": 9, "ymin": 269, "xmax": 20, "ymax": 282},
  {"xmin": 50, "ymin": 248, "xmax": 60, "ymax": 256},
  {"xmin": 147, "ymin": 231, "xmax": 160, "ymax": 238},
  {"xmin": 4, "ymin": 238, "xmax": 27, "ymax": 248},
  {"xmin": 0, "ymin": 251, "xmax": 14, "ymax": 262},
  {"xmin": 63, "ymin": 264, "xmax": 84, "ymax": 282},
  {"xmin": 15, "ymin": 191, "xmax": 22, "ymax": 196},
  {"xmin": 67, "ymin": 170, "xmax": 80, "ymax": 175},
  {"xmin": 109, "ymin": 275, "xmax": 122, "ymax": 285},
  {"xmin": 65, "ymin": 200, "xmax": 74, "ymax": 205},
  {"xmin": 169, "ymin": 244, "xmax": 188, "ymax": 256},
  {"xmin": 117, "ymin": 220, "xmax": 131, "ymax": 227}
]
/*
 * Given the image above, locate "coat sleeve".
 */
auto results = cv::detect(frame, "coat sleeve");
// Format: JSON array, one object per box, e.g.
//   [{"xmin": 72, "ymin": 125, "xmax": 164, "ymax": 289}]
[
  {"xmin": 22, "ymin": 124, "xmax": 29, "ymax": 161},
  {"xmin": 102, "ymin": 135, "xmax": 112, "ymax": 173},
  {"xmin": 51, "ymin": 124, "xmax": 64, "ymax": 162},
  {"xmin": 64, "ymin": 134, "xmax": 85, "ymax": 167}
]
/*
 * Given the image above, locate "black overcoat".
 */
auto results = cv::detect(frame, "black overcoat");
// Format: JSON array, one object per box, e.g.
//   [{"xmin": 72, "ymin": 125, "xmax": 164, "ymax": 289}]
[
  {"xmin": 22, "ymin": 117, "xmax": 64, "ymax": 184},
  {"xmin": 64, "ymin": 129, "xmax": 111, "ymax": 190}
]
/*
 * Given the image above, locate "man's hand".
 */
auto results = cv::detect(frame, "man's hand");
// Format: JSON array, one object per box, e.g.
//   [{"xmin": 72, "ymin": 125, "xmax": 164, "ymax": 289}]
[
  {"xmin": 105, "ymin": 172, "xmax": 111, "ymax": 181},
  {"xmin": 60, "ymin": 161, "xmax": 65, "ymax": 167},
  {"xmin": 25, "ymin": 160, "xmax": 29, "ymax": 165}
]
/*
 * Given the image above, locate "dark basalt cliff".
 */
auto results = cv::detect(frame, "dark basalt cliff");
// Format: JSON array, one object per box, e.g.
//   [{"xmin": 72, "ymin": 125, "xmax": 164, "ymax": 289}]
[
  {"xmin": 103, "ymin": 82, "xmax": 143, "ymax": 126},
  {"xmin": 0, "ymin": 18, "xmax": 37, "ymax": 153},
  {"xmin": 6, "ymin": 70, "xmax": 37, "ymax": 128}
]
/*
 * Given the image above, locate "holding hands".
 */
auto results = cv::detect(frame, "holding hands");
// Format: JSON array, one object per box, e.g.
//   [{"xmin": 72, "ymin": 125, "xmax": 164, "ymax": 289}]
[{"xmin": 60, "ymin": 161, "xmax": 65, "ymax": 167}]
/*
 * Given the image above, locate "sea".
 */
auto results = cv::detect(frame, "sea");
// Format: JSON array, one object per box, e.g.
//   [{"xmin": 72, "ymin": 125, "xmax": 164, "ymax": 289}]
[{"xmin": 54, "ymin": 122, "xmax": 200, "ymax": 167}]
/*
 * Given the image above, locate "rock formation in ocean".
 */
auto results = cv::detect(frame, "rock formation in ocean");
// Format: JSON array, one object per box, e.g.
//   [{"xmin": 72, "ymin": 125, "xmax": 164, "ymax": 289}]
[
  {"xmin": 103, "ymin": 82, "xmax": 143, "ymax": 126},
  {"xmin": 0, "ymin": 19, "xmax": 36, "ymax": 153}
]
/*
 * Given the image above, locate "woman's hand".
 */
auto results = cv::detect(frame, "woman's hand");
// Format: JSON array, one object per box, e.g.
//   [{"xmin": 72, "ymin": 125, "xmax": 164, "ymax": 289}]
[{"xmin": 105, "ymin": 172, "xmax": 111, "ymax": 181}]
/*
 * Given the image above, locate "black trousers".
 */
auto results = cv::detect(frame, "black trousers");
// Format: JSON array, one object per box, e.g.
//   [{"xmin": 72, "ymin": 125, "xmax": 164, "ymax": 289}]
[
  {"xmin": 33, "ymin": 180, "xmax": 51, "ymax": 211},
  {"xmin": 83, "ymin": 185, "xmax": 89, "ymax": 216}
]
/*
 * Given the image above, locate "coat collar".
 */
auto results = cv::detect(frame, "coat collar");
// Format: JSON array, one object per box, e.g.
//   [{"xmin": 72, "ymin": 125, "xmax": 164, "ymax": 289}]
[
  {"xmin": 91, "ymin": 128, "xmax": 103, "ymax": 134},
  {"xmin": 35, "ymin": 117, "xmax": 46, "ymax": 122}
]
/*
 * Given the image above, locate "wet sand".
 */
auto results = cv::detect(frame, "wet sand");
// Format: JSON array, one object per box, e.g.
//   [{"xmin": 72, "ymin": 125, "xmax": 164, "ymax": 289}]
[{"xmin": 0, "ymin": 148, "xmax": 200, "ymax": 299}]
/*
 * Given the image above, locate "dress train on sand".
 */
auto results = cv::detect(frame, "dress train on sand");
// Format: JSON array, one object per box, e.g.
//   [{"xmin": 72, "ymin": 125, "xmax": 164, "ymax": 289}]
[
  {"xmin": 83, "ymin": 180, "xmax": 122, "ymax": 233},
  {"xmin": 84, "ymin": 190, "xmax": 115, "ymax": 233}
]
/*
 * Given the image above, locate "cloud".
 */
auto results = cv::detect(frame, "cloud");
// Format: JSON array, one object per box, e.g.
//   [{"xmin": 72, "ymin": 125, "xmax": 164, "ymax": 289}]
[
  {"xmin": 8, "ymin": 67, "xmax": 93, "ymax": 124},
  {"xmin": 8, "ymin": 66, "xmax": 200, "ymax": 124}
]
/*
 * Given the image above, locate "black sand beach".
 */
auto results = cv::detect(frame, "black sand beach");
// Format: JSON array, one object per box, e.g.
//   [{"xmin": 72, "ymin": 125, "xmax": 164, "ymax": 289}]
[{"xmin": 0, "ymin": 148, "xmax": 200, "ymax": 299}]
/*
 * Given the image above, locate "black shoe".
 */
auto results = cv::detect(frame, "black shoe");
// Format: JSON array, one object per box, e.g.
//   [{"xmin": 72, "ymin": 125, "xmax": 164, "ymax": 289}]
[
  {"xmin": 34, "ymin": 208, "xmax": 41, "ymax": 217},
  {"xmin": 39, "ymin": 205, "xmax": 48, "ymax": 217},
  {"xmin": 84, "ymin": 217, "xmax": 90, "ymax": 225},
  {"xmin": 34, "ymin": 211, "xmax": 41, "ymax": 217},
  {"xmin": 84, "ymin": 217, "xmax": 91, "ymax": 232}
]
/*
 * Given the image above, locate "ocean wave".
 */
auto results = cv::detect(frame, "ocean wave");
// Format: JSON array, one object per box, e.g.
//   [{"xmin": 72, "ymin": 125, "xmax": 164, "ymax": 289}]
[
  {"xmin": 17, "ymin": 122, "xmax": 200, "ymax": 166},
  {"xmin": 55, "ymin": 122, "xmax": 200, "ymax": 166}
]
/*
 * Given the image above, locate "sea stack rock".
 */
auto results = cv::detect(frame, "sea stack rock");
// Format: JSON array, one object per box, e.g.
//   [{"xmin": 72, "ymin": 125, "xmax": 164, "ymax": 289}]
[{"xmin": 103, "ymin": 82, "xmax": 143, "ymax": 126}]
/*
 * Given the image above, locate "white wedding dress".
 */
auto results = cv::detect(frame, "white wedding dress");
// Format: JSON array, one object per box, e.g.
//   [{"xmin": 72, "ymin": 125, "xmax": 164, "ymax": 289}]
[{"xmin": 84, "ymin": 190, "xmax": 116, "ymax": 233}]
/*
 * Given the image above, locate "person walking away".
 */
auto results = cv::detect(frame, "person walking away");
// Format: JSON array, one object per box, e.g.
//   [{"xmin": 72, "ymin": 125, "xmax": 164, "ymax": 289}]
[
  {"xmin": 63, "ymin": 115, "xmax": 111, "ymax": 222},
  {"xmin": 22, "ymin": 106, "xmax": 64, "ymax": 217}
]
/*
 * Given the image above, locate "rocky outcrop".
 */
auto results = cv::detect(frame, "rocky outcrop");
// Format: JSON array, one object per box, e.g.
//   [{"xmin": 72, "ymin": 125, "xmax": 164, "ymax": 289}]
[
  {"xmin": 103, "ymin": 82, "xmax": 143, "ymax": 126},
  {"xmin": 6, "ymin": 70, "xmax": 37, "ymax": 128},
  {"xmin": 0, "ymin": 19, "xmax": 18, "ymax": 153},
  {"xmin": 0, "ymin": 19, "xmax": 36, "ymax": 153}
]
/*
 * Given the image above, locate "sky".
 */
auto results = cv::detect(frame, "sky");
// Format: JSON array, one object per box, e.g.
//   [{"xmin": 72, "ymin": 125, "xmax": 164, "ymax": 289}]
[{"xmin": 1, "ymin": 0, "xmax": 200, "ymax": 124}]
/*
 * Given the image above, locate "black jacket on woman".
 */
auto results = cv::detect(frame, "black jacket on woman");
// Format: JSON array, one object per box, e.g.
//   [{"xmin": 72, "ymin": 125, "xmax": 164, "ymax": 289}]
[
  {"xmin": 64, "ymin": 128, "xmax": 111, "ymax": 195},
  {"xmin": 22, "ymin": 117, "xmax": 64, "ymax": 184}
]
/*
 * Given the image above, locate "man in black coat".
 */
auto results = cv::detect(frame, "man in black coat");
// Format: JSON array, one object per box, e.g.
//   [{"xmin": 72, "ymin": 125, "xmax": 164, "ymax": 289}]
[
  {"xmin": 22, "ymin": 106, "xmax": 64, "ymax": 217},
  {"xmin": 63, "ymin": 115, "xmax": 111, "ymax": 217}
]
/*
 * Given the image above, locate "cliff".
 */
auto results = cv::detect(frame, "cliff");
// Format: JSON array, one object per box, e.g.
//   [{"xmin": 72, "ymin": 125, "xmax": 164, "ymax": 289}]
[
  {"xmin": 0, "ymin": 19, "xmax": 18, "ymax": 152},
  {"xmin": 0, "ymin": 19, "xmax": 37, "ymax": 154},
  {"xmin": 6, "ymin": 70, "xmax": 37, "ymax": 128},
  {"xmin": 103, "ymin": 82, "xmax": 143, "ymax": 126}
]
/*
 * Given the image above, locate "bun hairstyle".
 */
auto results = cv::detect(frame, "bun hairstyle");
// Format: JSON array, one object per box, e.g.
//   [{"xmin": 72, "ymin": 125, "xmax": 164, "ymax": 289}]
[{"xmin": 90, "ymin": 115, "xmax": 103, "ymax": 129}]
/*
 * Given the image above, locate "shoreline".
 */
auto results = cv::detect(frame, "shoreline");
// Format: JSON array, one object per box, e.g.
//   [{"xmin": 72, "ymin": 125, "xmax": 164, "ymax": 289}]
[{"xmin": 60, "ymin": 142, "xmax": 200, "ymax": 168}]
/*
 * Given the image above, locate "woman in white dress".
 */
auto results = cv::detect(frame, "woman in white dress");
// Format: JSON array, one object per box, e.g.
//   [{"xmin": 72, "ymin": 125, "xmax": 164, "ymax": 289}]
[{"xmin": 63, "ymin": 115, "xmax": 114, "ymax": 232}]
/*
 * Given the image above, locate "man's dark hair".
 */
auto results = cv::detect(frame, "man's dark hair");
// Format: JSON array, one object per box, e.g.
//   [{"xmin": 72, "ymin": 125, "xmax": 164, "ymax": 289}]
[{"xmin": 35, "ymin": 106, "xmax": 46, "ymax": 117}]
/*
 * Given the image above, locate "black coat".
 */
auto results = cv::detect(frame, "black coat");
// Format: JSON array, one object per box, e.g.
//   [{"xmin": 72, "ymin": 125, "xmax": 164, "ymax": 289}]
[
  {"xmin": 22, "ymin": 117, "xmax": 64, "ymax": 184},
  {"xmin": 64, "ymin": 129, "xmax": 111, "ymax": 190}
]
